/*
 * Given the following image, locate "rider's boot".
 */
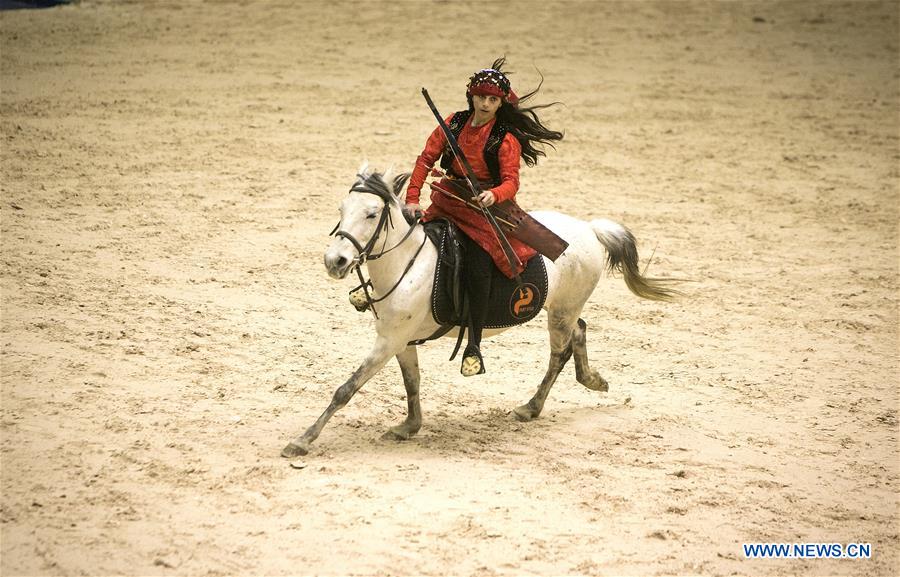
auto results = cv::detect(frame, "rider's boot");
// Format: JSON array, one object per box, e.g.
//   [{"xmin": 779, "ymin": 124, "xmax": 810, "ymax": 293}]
[{"xmin": 458, "ymin": 232, "xmax": 491, "ymax": 377}]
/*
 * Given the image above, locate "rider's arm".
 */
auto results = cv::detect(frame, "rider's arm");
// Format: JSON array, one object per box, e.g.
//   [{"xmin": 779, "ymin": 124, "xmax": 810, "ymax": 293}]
[
  {"xmin": 488, "ymin": 134, "xmax": 522, "ymax": 204},
  {"xmin": 406, "ymin": 117, "xmax": 453, "ymax": 205}
]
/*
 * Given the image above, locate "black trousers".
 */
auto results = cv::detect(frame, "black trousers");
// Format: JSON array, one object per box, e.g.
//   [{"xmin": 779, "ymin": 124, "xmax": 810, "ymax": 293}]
[{"xmin": 458, "ymin": 231, "xmax": 493, "ymax": 348}]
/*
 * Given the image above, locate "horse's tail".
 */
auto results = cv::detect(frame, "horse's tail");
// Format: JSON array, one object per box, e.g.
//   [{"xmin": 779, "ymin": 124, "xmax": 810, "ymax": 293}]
[{"xmin": 590, "ymin": 219, "xmax": 681, "ymax": 302}]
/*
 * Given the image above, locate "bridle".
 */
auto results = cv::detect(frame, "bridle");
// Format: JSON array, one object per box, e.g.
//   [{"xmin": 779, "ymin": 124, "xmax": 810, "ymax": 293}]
[{"xmin": 329, "ymin": 185, "xmax": 426, "ymax": 318}]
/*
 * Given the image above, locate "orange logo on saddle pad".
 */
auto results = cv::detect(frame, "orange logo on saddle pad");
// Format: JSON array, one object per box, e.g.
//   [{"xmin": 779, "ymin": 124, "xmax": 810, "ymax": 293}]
[{"xmin": 510, "ymin": 284, "xmax": 540, "ymax": 319}]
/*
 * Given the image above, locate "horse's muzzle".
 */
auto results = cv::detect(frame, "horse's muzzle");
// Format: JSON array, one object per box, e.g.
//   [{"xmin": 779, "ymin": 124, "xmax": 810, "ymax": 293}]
[{"xmin": 324, "ymin": 248, "xmax": 353, "ymax": 279}]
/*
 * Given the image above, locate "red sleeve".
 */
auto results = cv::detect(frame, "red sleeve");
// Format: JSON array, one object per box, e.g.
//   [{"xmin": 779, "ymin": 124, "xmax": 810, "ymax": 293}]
[
  {"xmin": 490, "ymin": 133, "xmax": 521, "ymax": 203},
  {"xmin": 406, "ymin": 115, "xmax": 454, "ymax": 205}
]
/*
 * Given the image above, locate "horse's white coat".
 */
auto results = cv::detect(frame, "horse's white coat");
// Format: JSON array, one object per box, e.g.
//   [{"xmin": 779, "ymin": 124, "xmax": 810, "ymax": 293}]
[{"xmin": 284, "ymin": 170, "xmax": 665, "ymax": 457}]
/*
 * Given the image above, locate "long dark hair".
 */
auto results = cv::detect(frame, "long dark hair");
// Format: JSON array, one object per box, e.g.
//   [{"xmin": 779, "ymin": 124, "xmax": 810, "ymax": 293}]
[{"xmin": 466, "ymin": 57, "xmax": 564, "ymax": 167}]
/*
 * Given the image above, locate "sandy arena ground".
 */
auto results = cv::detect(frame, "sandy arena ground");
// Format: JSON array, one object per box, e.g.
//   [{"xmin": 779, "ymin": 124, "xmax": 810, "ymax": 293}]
[{"xmin": 1, "ymin": 1, "xmax": 898, "ymax": 575}]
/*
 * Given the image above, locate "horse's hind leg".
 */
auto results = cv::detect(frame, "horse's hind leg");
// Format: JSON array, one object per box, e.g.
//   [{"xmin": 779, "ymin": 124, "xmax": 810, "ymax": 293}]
[
  {"xmin": 513, "ymin": 311, "xmax": 575, "ymax": 422},
  {"xmin": 382, "ymin": 345, "xmax": 422, "ymax": 441},
  {"xmin": 572, "ymin": 318, "xmax": 608, "ymax": 392}
]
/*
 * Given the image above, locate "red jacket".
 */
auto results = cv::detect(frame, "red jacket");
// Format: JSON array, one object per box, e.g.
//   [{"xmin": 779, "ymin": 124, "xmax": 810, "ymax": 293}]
[{"xmin": 407, "ymin": 115, "xmax": 536, "ymax": 277}]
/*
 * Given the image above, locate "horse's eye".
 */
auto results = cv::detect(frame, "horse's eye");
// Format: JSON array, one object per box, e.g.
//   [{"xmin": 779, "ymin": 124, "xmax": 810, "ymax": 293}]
[{"xmin": 366, "ymin": 213, "xmax": 377, "ymax": 220}]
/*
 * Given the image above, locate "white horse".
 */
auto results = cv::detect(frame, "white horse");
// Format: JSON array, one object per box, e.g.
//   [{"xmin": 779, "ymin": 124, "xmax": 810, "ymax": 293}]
[{"xmin": 282, "ymin": 168, "xmax": 678, "ymax": 458}]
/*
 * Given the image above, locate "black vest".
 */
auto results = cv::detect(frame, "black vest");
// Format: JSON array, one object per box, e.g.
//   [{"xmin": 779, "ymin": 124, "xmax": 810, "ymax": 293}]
[{"xmin": 439, "ymin": 110, "xmax": 511, "ymax": 187}]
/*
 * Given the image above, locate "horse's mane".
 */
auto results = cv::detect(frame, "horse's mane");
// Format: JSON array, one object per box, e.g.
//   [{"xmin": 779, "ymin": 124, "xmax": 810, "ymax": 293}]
[{"xmin": 350, "ymin": 165, "xmax": 411, "ymax": 206}]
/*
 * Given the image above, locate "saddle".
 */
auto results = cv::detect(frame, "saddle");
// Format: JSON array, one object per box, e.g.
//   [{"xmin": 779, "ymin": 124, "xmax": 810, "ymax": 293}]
[{"xmin": 410, "ymin": 219, "xmax": 548, "ymax": 351}]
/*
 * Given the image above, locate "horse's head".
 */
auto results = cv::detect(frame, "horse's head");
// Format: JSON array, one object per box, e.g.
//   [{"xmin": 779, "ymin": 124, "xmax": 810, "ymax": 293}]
[{"xmin": 324, "ymin": 166, "xmax": 411, "ymax": 279}]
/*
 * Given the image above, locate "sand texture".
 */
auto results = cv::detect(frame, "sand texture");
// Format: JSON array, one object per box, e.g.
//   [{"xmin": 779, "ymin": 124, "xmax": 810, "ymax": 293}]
[{"xmin": 2, "ymin": 1, "xmax": 898, "ymax": 575}]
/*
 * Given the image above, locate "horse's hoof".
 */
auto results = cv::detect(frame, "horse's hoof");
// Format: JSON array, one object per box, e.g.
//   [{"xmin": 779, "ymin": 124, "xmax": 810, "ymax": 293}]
[
  {"xmin": 381, "ymin": 430, "xmax": 404, "ymax": 441},
  {"xmin": 581, "ymin": 371, "xmax": 609, "ymax": 392},
  {"xmin": 382, "ymin": 428, "xmax": 408, "ymax": 441},
  {"xmin": 513, "ymin": 404, "xmax": 538, "ymax": 422},
  {"xmin": 382, "ymin": 422, "xmax": 420, "ymax": 441},
  {"xmin": 281, "ymin": 442, "xmax": 309, "ymax": 458}
]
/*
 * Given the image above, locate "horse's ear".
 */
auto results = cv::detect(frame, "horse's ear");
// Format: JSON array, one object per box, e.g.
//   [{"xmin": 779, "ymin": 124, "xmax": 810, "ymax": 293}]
[{"xmin": 393, "ymin": 173, "xmax": 411, "ymax": 197}]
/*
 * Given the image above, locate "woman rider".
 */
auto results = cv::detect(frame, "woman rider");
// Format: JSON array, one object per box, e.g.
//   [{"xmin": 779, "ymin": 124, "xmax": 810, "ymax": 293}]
[{"xmin": 405, "ymin": 58, "xmax": 563, "ymax": 377}]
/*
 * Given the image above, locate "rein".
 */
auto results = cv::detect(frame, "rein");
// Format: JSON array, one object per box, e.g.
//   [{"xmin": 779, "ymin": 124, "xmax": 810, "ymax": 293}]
[{"xmin": 330, "ymin": 192, "xmax": 424, "ymax": 319}]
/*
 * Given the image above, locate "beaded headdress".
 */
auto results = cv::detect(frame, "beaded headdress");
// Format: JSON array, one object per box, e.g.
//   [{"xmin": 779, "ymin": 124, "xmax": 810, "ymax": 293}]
[{"xmin": 467, "ymin": 67, "xmax": 519, "ymax": 106}]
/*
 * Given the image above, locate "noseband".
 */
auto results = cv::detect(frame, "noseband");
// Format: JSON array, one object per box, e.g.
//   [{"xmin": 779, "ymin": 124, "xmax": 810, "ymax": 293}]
[{"xmin": 329, "ymin": 185, "xmax": 425, "ymax": 318}]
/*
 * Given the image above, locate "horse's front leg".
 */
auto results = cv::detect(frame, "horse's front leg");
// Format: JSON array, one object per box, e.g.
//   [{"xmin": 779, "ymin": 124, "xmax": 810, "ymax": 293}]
[
  {"xmin": 282, "ymin": 339, "xmax": 398, "ymax": 458},
  {"xmin": 382, "ymin": 345, "xmax": 421, "ymax": 441}
]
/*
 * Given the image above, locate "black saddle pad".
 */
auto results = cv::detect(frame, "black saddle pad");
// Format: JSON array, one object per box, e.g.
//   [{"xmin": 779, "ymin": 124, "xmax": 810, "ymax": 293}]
[{"xmin": 426, "ymin": 220, "xmax": 548, "ymax": 329}]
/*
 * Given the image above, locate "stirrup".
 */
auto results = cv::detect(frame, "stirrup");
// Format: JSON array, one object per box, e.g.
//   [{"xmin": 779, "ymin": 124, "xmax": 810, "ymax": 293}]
[{"xmin": 460, "ymin": 344, "xmax": 485, "ymax": 377}]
